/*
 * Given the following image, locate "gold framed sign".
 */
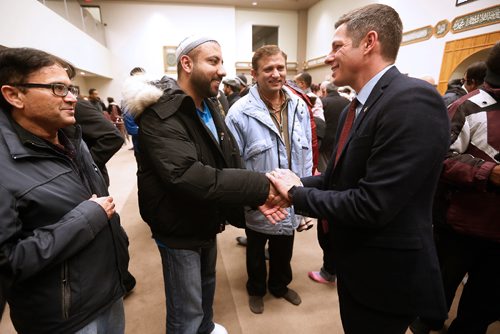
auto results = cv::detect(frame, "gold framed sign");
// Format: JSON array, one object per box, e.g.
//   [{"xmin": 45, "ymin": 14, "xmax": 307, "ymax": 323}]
[
  {"xmin": 306, "ymin": 56, "xmax": 327, "ymax": 69},
  {"xmin": 401, "ymin": 25, "xmax": 433, "ymax": 46},
  {"xmin": 163, "ymin": 46, "xmax": 177, "ymax": 74},
  {"xmin": 451, "ymin": 5, "xmax": 500, "ymax": 34},
  {"xmin": 434, "ymin": 20, "xmax": 450, "ymax": 38}
]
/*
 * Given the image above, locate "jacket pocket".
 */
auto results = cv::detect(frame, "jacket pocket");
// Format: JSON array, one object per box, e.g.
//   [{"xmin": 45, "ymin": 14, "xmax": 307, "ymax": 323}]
[{"xmin": 244, "ymin": 140, "xmax": 273, "ymax": 161}]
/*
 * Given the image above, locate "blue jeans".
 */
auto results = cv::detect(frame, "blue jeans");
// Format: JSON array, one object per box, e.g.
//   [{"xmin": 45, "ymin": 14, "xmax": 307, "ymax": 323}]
[
  {"xmin": 74, "ymin": 298, "xmax": 125, "ymax": 334},
  {"xmin": 158, "ymin": 239, "xmax": 217, "ymax": 334}
]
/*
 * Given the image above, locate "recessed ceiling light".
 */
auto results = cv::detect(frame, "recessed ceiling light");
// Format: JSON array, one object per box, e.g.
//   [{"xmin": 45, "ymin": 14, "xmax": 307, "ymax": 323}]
[
  {"xmin": 252, "ymin": 2, "xmax": 257, "ymax": 5},
  {"xmin": 80, "ymin": 71, "xmax": 86, "ymax": 75}
]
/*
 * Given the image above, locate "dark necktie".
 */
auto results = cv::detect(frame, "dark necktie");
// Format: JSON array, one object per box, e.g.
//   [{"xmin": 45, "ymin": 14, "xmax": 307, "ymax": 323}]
[{"xmin": 334, "ymin": 98, "xmax": 358, "ymax": 165}]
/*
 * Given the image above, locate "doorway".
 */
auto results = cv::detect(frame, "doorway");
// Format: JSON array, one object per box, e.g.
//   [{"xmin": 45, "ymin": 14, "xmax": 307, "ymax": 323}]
[{"xmin": 437, "ymin": 31, "xmax": 499, "ymax": 94}]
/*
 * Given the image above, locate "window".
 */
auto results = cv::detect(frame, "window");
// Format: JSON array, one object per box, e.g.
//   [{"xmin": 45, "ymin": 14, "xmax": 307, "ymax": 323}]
[
  {"xmin": 252, "ymin": 26, "xmax": 278, "ymax": 51},
  {"xmin": 81, "ymin": 5, "xmax": 102, "ymax": 23}
]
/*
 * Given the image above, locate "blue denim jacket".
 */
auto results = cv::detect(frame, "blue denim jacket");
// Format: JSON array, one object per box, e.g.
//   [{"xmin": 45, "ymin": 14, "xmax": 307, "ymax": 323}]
[{"xmin": 226, "ymin": 85, "xmax": 313, "ymax": 235}]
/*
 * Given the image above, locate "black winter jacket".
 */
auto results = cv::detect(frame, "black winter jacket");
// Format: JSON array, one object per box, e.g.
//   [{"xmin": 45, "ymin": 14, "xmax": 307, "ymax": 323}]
[
  {"xmin": 0, "ymin": 110, "xmax": 129, "ymax": 334},
  {"xmin": 129, "ymin": 77, "xmax": 270, "ymax": 248}
]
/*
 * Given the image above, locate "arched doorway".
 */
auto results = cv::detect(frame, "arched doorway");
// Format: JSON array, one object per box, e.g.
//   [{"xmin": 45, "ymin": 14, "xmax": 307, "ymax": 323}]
[{"xmin": 437, "ymin": 31, "xmax": 499, "ymax": 94}]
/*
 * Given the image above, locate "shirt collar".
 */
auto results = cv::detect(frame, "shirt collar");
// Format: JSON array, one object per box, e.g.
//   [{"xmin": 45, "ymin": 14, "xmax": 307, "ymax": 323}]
[
  {"xmin": 196, "ymin": 100, "xmax": 209, "ymax": 114},
  {"xmin": 355, "ymin": 64, "xmax": 394, "ymax": 106}
]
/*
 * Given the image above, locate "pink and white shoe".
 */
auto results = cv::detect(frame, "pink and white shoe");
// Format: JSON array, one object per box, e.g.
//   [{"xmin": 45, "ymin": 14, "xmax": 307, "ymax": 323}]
[{"xmin": 308, "ymin": 271, "xmax": 336, "ymax": 285}]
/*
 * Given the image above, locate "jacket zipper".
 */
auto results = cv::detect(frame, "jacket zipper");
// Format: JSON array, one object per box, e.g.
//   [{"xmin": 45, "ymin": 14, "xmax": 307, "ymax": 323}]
[{"xmin": 61, "ymin": 261, "xmax": 71, "ymax": 320}]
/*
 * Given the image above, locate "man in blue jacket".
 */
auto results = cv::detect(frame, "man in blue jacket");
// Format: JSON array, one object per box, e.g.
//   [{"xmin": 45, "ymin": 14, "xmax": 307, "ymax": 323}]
[
  {"xmin": 0, "ymin": 47, "xmax": 129, "ymax": 333},
  {"xmin": 226, "ymin": 45, "xmax": 312, "ymax": 314}
]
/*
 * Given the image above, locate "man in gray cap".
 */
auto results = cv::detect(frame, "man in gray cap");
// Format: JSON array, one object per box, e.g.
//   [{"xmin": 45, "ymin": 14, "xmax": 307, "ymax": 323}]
[
  {"xmin": 222, "ymin": 77, "xmax": 241, "ymax": 108},
  {"xmin": 123, "ymin": 35, "xmax": 286, "ymax": 334},
  {"xmin": 236, "ymin": 73, "xmax": 250, "ymax": 97}
]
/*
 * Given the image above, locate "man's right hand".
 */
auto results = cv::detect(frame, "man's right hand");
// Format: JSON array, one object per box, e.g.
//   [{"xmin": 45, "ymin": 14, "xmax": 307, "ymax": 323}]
[
  {"xmin": 258, "ymin": 183, "xmax": 290, "ymax": 224},
  {"xmin": 89, "ymin": 194, "xmax": 115, "ymax": 219}
]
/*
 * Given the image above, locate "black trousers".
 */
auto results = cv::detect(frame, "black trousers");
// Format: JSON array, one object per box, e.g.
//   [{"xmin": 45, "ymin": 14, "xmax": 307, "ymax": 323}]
[
  {"xmin": 317, "ymin": 219, "xmax": 336, "ymax": 276},
  {"xmin": 245, "ymin": 228, "xmax": 294, "ymax": 297},
  {"xmin": 337, "ymin": 278, "xmax": 414, "ymax": 334},
  {"xmin": 427, "ymin": 228, "xmax": 500, "ymax": 334}
]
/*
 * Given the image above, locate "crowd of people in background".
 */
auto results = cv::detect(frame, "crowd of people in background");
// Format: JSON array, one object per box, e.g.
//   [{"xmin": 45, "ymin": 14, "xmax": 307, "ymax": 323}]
[{"xmin": 0, "ymin": 3, "xmax": 499, "ymax": 334}]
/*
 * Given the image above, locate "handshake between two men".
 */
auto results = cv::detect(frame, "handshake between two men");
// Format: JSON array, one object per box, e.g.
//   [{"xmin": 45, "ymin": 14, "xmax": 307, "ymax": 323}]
[{"xmin": 257, "ymin": 168, "xmax": 303, "ymax": 224}]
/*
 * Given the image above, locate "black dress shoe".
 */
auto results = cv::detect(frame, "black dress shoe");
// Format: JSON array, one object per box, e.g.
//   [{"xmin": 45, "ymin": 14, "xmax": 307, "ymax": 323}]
[
  {"xmin": 282, "ymin": 288, "xmax": 301, "ymax": 305},
  {"xmin": 249, "ymin": 295, "xmax": 264, "ymax": 314}
]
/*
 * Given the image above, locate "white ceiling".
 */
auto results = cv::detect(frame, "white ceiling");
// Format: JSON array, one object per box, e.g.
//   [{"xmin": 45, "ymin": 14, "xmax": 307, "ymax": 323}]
[{"xmin": 93, "ymin": 0, "xmax": 321, "ymax": 11}]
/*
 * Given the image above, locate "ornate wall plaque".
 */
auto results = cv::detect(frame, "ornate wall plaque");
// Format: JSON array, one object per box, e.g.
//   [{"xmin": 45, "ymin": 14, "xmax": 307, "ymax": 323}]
[
  {"xmin": 163, "ymin": 46, "xmax": 177, "ymax": 74},
  {"xmin": 401, "ymin": 25, "xmax": 433, "ymax": 46},
  {"xmin": 306, "ymin": 56, "xmax": 327, "ymax": 69},
  {"xmin": 434, "ymin": 20, "xmax": 450, "ymax": 38},
  {"xmin": 451, "ymin": 5, "xmax": 500, "ymax": 33}
]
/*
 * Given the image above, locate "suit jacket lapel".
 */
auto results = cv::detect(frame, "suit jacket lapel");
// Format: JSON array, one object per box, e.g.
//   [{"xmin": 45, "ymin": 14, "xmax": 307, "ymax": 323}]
[{"xmin": 331, "ymin": 67, "xmax": 401, "ymax": 174}]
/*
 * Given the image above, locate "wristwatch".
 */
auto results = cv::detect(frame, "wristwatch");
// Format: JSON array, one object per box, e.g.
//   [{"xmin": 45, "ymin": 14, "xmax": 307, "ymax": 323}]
[{"xmin": 287, "ymin": 185, "xmax": 297, "ymax": 202}]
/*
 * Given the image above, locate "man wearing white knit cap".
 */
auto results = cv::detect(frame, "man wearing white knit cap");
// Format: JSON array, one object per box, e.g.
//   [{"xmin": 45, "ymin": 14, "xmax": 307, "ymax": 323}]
[{"xmin": 123, "ymin": 35, "xmax": 287, "ymax": 334}]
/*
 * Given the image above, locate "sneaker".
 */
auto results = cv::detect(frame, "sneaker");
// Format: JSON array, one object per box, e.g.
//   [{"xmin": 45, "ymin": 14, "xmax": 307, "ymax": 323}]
[
  {"xmin": 211, "ymin": 323, "xmax": 228, "ymax": 334},
  {"xmin": 249, "ymin": 295, "xmax": 264, "ymax": 314},
  {"xmin": 308, "ymin": 271, "xmax": 335, "ymax": 285},
  {"xmin": 282, "ymin": 288, "xmax": 301, "ymax": 305}
]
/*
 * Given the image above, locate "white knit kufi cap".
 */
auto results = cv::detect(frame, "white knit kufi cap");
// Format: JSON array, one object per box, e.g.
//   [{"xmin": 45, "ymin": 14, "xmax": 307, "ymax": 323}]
[{"xmin": 175, "ymin": 35, "xmax": 218, "ymax": 63}]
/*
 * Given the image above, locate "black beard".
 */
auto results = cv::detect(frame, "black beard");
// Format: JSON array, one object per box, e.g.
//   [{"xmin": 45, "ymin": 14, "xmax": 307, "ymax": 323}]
[{"xmin": 191, "ymin": 70, "xmax": 219, "ymax": 99}]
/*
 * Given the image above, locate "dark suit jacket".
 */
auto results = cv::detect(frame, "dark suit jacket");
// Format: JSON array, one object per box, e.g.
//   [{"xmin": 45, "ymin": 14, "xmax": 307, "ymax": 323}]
[{"xmin": 293, "ymin": 67, "xmax": 449, "ymax": 319}]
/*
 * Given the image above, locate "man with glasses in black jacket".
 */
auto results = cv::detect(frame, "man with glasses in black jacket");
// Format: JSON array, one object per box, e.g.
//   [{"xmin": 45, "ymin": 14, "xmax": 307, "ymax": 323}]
[{"xmin": 0, "ymin": 47, "xmax": 129, "ymax": 334}]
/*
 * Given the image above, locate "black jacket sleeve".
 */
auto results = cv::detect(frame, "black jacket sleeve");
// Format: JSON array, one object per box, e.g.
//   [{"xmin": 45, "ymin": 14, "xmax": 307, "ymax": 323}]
[
  {"xmin": 75, "ymin": 100, "xmax": 124, "ymax": 172},
  {"xmin": 139, "ymin": 109, "xmax": 269, "ymax": 207}
]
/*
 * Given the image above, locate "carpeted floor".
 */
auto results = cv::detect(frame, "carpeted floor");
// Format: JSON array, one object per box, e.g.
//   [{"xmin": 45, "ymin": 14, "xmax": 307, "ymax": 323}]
[{"xmin": 1, "ymin": 146, "xmax": 499, "ymax": 334}]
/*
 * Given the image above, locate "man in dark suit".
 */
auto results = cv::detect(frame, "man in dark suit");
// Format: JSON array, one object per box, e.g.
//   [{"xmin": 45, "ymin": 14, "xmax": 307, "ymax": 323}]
[{"xmin": 267, "ymin": 4, "xmax": 449, "ymax": 333}]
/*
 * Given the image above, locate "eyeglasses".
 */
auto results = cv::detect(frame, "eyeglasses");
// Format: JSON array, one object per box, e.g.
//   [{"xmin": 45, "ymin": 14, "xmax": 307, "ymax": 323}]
[{"xmin": 13, "ymin": 83, "xmax": 79, "ymax": 97}]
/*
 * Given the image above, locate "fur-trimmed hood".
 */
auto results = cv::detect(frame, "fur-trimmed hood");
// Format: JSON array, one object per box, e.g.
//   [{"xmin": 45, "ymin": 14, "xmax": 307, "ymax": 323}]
[{"xmin": 121, "ymin": 75, "xmax": 181, "ymax": 118}]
